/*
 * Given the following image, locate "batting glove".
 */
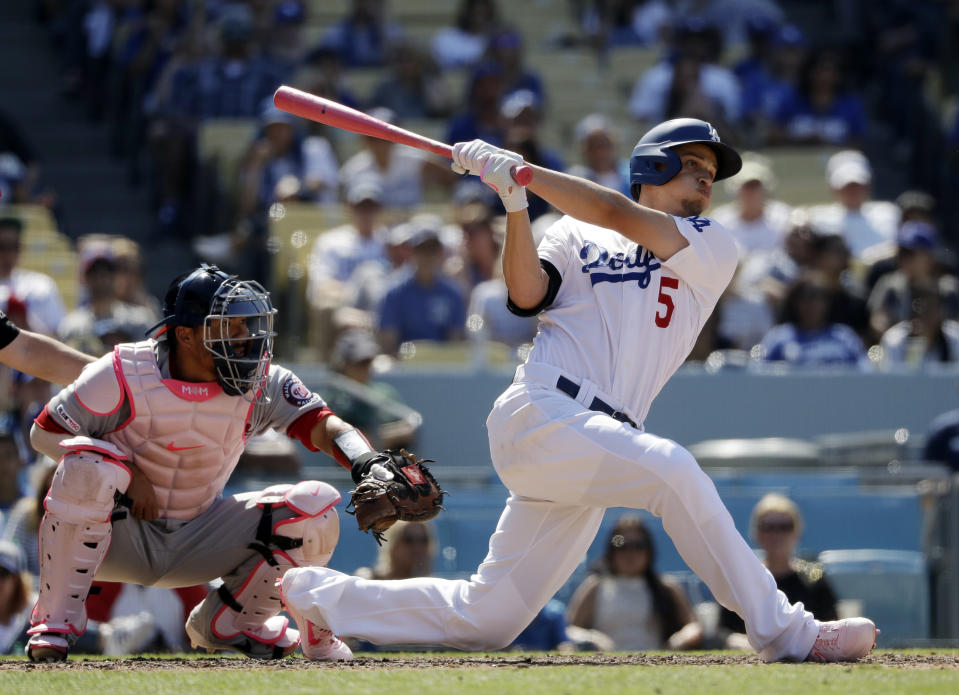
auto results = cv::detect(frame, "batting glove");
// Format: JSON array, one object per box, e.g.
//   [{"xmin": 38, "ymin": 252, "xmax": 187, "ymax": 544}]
[{"xmin": 451, "ymin": 140, "xmax": 528, "ymax": 213}]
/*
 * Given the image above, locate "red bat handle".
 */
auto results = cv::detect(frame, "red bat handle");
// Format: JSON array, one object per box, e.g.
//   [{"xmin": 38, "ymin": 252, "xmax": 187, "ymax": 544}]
[{"xmin": 273, "ymin": 86, "xmax": 533, "ymax": 186}]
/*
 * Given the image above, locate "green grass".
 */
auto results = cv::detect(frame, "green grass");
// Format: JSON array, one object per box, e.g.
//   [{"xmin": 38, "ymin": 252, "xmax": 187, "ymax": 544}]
[{"xmin": 2, "ymin": 651, "xmax": 957, "ymax": 695}]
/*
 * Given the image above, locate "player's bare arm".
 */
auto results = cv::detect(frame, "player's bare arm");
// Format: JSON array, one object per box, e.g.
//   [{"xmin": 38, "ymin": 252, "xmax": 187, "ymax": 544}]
[
  {"xmin": 1, "ymin": 329, "xmax": 95, "ymax": 385},
  {"xmin": 502, "ymin": 210, "xmax": 549, "ymax": 310}
]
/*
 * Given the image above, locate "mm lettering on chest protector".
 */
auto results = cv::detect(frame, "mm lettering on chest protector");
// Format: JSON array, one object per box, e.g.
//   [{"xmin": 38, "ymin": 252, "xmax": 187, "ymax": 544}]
[{"xmin": 579, "ymin": 240, "xmax": 661, "ymax": 288}]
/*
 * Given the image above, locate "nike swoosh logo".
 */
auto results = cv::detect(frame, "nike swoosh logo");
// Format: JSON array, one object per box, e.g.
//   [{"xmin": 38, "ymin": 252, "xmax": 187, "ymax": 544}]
[{"xmin": 166, "ymin": 442, "xmax": 204, "ymax": 452}]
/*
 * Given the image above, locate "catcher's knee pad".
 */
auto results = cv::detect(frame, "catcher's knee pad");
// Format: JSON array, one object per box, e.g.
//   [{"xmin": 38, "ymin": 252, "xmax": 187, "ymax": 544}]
[
  {"xmin": 31, "ymin": 437, "xmax": 131, "ymax": 639},
  {"xmin": 252, "ymin": 480, "xmax": 341, "ymax": 567}
]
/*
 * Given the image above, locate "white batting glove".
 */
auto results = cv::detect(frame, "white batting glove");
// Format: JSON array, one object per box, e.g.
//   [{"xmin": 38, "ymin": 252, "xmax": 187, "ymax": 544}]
[{"xmin": 451, "ymin": 140, "xmax": 528, "ymax": 213}]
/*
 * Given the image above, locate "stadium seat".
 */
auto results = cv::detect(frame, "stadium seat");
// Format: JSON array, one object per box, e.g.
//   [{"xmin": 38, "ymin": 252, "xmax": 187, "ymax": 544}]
[
  {"xmin": 818, "ymin": 549, "xmax": 929, "ymax": 644},
  {"xmin": 4, "ymin": 204, "xmax": 80, "ymax": 310}
]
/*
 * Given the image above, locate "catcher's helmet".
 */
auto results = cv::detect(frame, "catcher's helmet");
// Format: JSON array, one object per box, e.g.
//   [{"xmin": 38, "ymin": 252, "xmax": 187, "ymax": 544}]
[
  {"xmin": 152, "ymin": 264, "xmax": 277, "ymax": 401},
  {"xmin": 628, "ymin": 118, "xmax": 742, "ymax": 199}
]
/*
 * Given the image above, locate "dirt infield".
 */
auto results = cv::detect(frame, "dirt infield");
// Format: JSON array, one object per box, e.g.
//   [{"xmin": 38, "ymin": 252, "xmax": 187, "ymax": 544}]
[{"xmin": 2, "ymin": 652, "xmax": 957, "ymax": 671}]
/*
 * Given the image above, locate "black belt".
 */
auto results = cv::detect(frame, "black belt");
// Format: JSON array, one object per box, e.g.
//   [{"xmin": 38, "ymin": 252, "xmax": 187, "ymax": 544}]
[{"xmin": 556, "ymin": 375, "xmax": 637, "ymax": 428}]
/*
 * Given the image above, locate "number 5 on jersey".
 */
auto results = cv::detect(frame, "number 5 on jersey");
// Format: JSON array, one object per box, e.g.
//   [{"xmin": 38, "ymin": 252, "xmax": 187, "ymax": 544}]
[{"xmin": 655, "ymin": 276, "xmax": 679, "ymax": 328}]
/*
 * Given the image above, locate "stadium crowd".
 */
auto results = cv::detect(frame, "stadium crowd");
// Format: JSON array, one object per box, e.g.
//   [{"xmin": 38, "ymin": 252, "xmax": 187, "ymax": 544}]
[{"xmin": 0, "ymin": 0, "xmax": 958, "ymax": 655}]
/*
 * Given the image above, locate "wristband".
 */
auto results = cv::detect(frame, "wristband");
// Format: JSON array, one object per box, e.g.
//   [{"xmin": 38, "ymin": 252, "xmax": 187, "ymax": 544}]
[{"xmin": 332, "ymin": 428, "xmax": 374, "ymax": 477}]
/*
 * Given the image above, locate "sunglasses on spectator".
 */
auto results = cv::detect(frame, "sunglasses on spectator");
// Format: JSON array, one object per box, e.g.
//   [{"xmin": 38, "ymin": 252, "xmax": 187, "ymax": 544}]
[
  {"xmin": 757, "ymin": 519, "xmax": 795, "ymax": 533},
  {"xmin": 0, "ymin": 567, "xmax": 14, "ymax": 579},
  {"xmin": 399, "ymin": 534, "xmax": 430, "ymax": 545}
]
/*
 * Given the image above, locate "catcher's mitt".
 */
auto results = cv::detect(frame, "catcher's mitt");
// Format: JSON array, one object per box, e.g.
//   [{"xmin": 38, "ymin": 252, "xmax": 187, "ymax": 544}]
[{"xmin": 346, "ymin": 449, "xmax": 444, "ymax": 542}]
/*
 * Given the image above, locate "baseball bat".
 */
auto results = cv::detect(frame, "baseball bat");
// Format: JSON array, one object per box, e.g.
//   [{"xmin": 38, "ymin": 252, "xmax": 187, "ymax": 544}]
[{"xmin": 273, "ymin": 85, "xmax": 534, "ymax": 186}]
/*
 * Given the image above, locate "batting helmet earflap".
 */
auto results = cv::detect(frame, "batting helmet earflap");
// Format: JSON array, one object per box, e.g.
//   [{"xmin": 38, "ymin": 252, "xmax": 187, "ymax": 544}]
[{"xmin": 628, "ymin": 118, "xmax": 742, "ymax": 199}]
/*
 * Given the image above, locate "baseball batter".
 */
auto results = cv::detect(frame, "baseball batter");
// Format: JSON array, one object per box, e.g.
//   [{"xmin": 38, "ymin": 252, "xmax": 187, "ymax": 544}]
[
  {"xmin": 282, "ymin": 119, "xmax": 877, "ymax": 662},
  {"xmin": 24, "ymin": 264, "xmax": 380, "ymax": 662}
]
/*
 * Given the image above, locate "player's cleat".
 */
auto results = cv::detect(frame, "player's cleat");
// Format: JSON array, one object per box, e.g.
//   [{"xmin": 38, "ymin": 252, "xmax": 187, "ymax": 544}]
[
  {"xmin": 279, "ymin": 574, "xmax": 353, "ymax": 662},
  {"xmin": 25, "ymin": 633, "xmax": 69, "ymax": 662},
  {"xmin": 805, "ymin": 618, "xmax": 878, "ymax": 662},
  {"xmin": 185, "ymin": 603, "xmax": 300, "ymax": 660}
]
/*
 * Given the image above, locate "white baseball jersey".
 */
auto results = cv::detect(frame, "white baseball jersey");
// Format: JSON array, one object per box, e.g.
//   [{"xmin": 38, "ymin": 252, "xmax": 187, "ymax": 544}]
[{"xmin": 526, "ymin": 213, "xmax": 738, "ymax": 425}]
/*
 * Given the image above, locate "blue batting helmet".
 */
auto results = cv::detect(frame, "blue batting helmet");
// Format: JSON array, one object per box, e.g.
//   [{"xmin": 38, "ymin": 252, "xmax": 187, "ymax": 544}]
[{"xmin": 628, "ymin": 118, "xmax": 742, "ymax": 199}]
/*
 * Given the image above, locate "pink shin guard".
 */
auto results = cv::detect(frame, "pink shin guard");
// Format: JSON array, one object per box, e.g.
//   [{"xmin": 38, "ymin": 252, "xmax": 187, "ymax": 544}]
[{"xmin": 30, "ymin": 440, "xmax": 131, "ymax": 638}]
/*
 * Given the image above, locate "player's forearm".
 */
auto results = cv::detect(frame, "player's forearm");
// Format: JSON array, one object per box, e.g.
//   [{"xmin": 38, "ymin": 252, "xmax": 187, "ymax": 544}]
[
  {"xmin": 3, "ymin": 330, "xmax": 95, "ymax": 385},
  {"xmin": 30, "ymin": 422, "xmax": 70, "ymax": 461},
  {"xmin": 502, "ymin": 210, "xmax": 549, "ymax": 309},
  {"xmin": 526, "ymin": 165, "xmax": 686, "ymax": 259}
]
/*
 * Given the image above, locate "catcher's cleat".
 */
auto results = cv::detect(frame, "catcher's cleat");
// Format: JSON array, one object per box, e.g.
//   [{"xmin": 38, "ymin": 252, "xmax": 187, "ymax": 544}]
[
  {"xmin": 185, "ymin": 603, "xmax": 299, "ymax": 660},
  {"xmin": 805, "ymin": 618, "xmax": 878, "ymax": 662},
  {"xmin": 279, "ymin": 574, "xmax": 353, "ymax": 662},
  {"xmin": 25, "ymin": 633, "xmax": 69, "ymax": 662}
]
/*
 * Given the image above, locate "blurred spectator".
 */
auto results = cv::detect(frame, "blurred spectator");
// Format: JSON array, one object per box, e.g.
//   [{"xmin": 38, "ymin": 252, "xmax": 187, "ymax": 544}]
[
  {"xmin": 686, "ymin": 299, "xmax": 735, "ymax": 362},
  {"xmin": 737, "ymin": 207, "xmax": 816, "ymax": 307},
  {"xmin": 500, "ymin": 90, "xmax": 565, "ymax": 221},
  {"xmin": 758, "ymin": 273, "xmax": 868, "ymax": 367},
  {"xmin": 487, "ymin": 29, "xmax": 544, "ymax": 104},
  {"xmin": 0, "ymin": 217, "xmax": 66, "ymax": 336},
  {"xmin": 627, "ymin": 19, "xmax": 740, "ymax": 130},
  {"xmin": 446, "ymin": 62, "xmax": 507, "ymax": 146},
  {"xmin": 716, "ymin": 268, "xmax": 774, "ymax": 352},
  {"xmin": 320, "ymin": 0, "xmax": 404, "ymax": 68},
  {"xmin": 566, "ymin": 515, "xmax": 702, "ymax": 650},
  {"xmin": 355, "ymin": 520, "xmax": 437, "ymax": 580},
  {"xmin": 878, "ymin": 281, "xmax": 959, "ymax": 370},
  {"xmin": 307, "ymin": 176, "xmax": 389, "ymax": 309},
  {"xmin": 807, "ymin": 151, "xmax": 899, "ymax": 262},
  {"xmin": 0, "ymin": 427, "xmax": 23, "ymax": 515},
  {"xmin": 574, "ymin": 0, "xmax": 674, "ymax": 53},
  {"xmin": 718, "ymin": 494, "xmax": 837, "ymax": 650},
  {"xmin": 0, "ymin": 110, "xmax": 54, "ymax": 209},
  {"xmin": 710, "ymin": 154, "xmax": 791, "ymax": 260},
  {"xmin": 263, "ymin": 0, "xmax": 310, "ymax": 74},
  {"xmin": 769, "ymin": 48, "xmax": 866, "ymax": 147},
  {"xmin": 238, "ymin": 103, "xmax": 340, "ymax": 219},
  {"xmin": 377, "ymin": 223, "xmax": 466, "ymax": 354},
  {"xmin": 0, "ymin": 540, "xmax": 33, "ymax": 655},
  {"xmin": 111, "ymin": 237, "xmax": 162, "ymax": 321},
  {"xmin": 57, "ymin": 247, "xmax": 155, "ymax": 357},
  {"xmin": 369, "ymin": 41, "xmax": 453, "ymax": 120},
  {"xmin": 322, "ymin": 329, "xmax": 417, "ymax": 450},
  {"xmin": 341, "ymin": 108, "xmax": 449, "ymax": 211},
  {"xmin": 149, "ymin": 3, "xmax": 285, "ymax": 236},
  {"xmin": 864, "ymin": 190, "xmax": 939, "ymax": 294},
  {"xmin": 431, "ymin": 0, "xmax": 501, "ymax": 70},
  {"xmin": 805, "ymin": 232, "xmax": 869, "ymax": 340},
  {"xmin": 467, "ymin": 235, "xmax": 539, "ymax": 349},
  {"xmin": 292, "ymin": 47, "xmax": 360, "ymax": 111},
  {"xmin": 670, "ymin": 0, "xmax": 785, "ymax": 50},
  {"xmin": 867, "ymin": 221, "xmax": 959, "ymax": 339},
  {"xmin": 350, "ymin": 221, "xmax": 416, "ymax": 313},
  {"xmin": 733, "ymin": 16, "xmax": 780, "ymax": 133},
  {"xmin": 445, "ymin": 201, "xmax": 500, "ymax": 298},
  {"xmin": 567, "ymin": 114, "xmax": 630, "ymax": 196},
  {"xmin": 1, "ymin": 456, "xmax": 56, "ymax": 576}
]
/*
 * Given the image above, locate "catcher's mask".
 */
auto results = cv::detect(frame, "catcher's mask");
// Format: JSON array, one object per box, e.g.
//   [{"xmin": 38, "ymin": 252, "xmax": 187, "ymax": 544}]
[{"xmin": 150, "ymin": 264, "xmax": 277, "ymax": 402}]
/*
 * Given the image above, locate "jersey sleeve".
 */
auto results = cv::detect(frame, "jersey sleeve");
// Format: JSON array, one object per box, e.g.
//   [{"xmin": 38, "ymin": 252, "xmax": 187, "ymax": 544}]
[
  {"xmin": 41, "ymin": 353, "xmax": 130, "ymax": 437},
  {"xmin": 535, "ymin": 215, "xmax": 577, "ymax": 276},
  {"xmin": 661, "ymin": 215, "xmax": 738, "ymax": 307},
  {"xmin": 250, "ymin": 364, "xmax": 329, "ymax": 436}
]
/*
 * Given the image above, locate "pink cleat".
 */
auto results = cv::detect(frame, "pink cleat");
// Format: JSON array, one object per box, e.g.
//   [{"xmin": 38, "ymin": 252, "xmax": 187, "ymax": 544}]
[{"xmin": 806, "ymin": 618, "xmax": 878, "ymax": 662}]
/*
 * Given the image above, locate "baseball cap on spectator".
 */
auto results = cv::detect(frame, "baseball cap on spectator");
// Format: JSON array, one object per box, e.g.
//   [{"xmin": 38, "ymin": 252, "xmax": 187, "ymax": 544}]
[
  {"xmin": 897, "ymin": 221, "xmax": 938, "ymax": 251},
  {"xmin": 80, "ymin": 244, "xmax": 116, "ymax": 276},
  {"xmin": 220, "ymin": 3, "xmax": 254, "ymax": 41},
  {"xmin": 724, "ymin": 154, "xmax": 775, "ymax": 195},
  {"xmin": 0, "ymin": 539, "xmax": 25, "ymax": 575},
  {"xmin": 826, "ymin": 150, "xmax": 871, "ymax": 189},
  {"xmin": 333, "ymin": 329, "xmax": 380, "ymax": 366},
  {"xmin": 346, "ymin": 177, "xmax": 384, "ymax": 206},
  {"xmin": 500, "ymin": 89, "xmax": 539, "ymax": 120},
  {"xmin": 896, "ymin": 190, "xmax": 936, "ymax": 220},
  {"xmin": 775, "ymin": 23, "xmax": 806, "ymax": 47},
  {"xmin": 574, "ymin": 114, "xmax": 617, "ymax": 144},
  {"xmin": 387, "ymin": 222, "xmax": 415, "ymax": 246},
  {"xmin": 409, "ymin": 219, "xmax": 443, "ymax": 251},
  {"xmin": 259, "ymin": 103, "xmax": 295, "ymax": 128},
  {"xmin": 274, "ymin": 0, "xmax": 305, "ymax": 25}
]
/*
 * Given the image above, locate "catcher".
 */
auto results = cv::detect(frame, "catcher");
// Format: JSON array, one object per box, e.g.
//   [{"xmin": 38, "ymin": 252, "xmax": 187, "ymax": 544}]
[{"xmin": 25, "ymin": 264, "xmax": 442, "ymax": 662}]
